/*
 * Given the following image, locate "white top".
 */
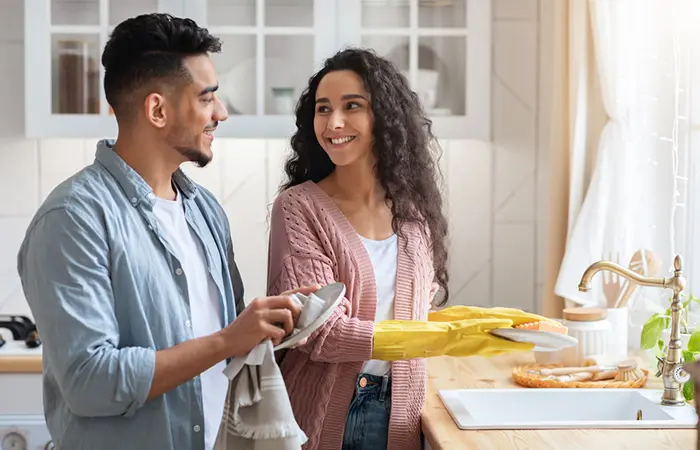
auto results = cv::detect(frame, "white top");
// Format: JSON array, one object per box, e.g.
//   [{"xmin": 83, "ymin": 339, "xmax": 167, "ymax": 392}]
[
  {"xmin": 153, "ymin": 190, "xmax": 228, "ymax": 450},
  {"xmin": 359, "ymin": 233, "xmax": 398, "ymax": 376}
]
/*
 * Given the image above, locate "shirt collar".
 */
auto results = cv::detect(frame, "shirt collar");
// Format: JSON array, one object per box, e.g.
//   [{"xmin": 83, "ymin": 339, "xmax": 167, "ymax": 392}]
[{"xmin": 94, "ymin": 139, "xmax": 198, "ymax": 206}]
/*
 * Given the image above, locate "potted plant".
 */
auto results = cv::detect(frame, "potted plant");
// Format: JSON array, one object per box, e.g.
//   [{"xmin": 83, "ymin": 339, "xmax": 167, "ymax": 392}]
[{"xmin": 640, "ymin": 293, "xmax": 700, "ymax": 400}]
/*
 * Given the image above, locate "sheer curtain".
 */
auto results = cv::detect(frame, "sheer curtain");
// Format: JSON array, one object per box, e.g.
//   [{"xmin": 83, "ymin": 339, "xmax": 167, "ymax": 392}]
[{"xmin": 552, "ymin": 0, "xmax": 693, "ymax": 316}]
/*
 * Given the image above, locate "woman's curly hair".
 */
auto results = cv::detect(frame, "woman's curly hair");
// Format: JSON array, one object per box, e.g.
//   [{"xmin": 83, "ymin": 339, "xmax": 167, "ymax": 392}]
[{"xmin": 280, "ymin": 47, "xmax": 450, "ymax": 306}]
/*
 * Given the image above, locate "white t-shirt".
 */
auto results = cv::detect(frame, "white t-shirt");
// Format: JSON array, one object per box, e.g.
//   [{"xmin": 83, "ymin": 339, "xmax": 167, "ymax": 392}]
[
  {"xmin": 153, "ymin": 190, "xmax": 228, "ymax": 450},
  {"xmin": 359, "ymin": 233, "xmax": 398, "ymax": 376}
]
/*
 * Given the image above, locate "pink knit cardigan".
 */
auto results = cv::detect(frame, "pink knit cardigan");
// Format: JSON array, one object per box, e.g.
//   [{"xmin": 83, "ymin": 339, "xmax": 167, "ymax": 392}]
[{"xmin": 267, "ymin": 181, "xmax": 437, "ymax": 450}]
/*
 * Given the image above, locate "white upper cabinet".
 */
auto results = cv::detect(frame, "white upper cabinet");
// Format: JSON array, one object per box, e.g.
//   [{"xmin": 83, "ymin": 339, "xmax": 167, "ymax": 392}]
[
  {"xmin": 24, "ymin": 0, "xmax": 183, "ymax": 139},
  {"xmin": 182, "ymin": 0, "xmax": 338, "ymax": 138},
  {"xmin": 24, "ymin": 0, "xmax": 490, "ymax": 139},
  {"xmin": 337, "ymin": 0, "xmax": 491, "ymax": 139}
]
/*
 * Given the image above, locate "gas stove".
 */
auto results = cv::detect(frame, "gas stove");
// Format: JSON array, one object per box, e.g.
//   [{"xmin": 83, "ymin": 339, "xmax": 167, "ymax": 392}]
[
  {"xmin": 0, "ymin": 415, "xmax": 53, "ymax": 450},
  {"xmin": 0, "ymin": 317, "xmax": 50, "ymax": 449},
  {"xmin": 0, "ymin": 316, "xmax": 41, "ymax": 350}
]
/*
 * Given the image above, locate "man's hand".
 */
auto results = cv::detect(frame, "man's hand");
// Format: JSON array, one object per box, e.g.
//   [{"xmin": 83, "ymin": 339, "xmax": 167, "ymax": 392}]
[
  {"xmin": 147, "ymin": 286, "xmax": 320, "ymax": 401},
  {"xmin": 222, "ymin": 284, "xmax": 321, "ymax": 358}
]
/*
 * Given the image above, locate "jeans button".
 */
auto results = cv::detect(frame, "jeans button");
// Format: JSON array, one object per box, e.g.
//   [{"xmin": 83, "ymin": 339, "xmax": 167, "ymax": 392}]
[{"xmin": 359, "ymin": 377, "xmax": 367, "ymax": 388}]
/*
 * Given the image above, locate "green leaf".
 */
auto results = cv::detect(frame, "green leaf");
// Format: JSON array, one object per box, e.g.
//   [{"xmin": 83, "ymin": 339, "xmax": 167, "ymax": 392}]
[
  {"xmin": 658, "ymin": 339, "xmax": 666, "ymax": 351},
  {"xmin": 688, "ymin": 330, "xmax": 700, "ymax": 353},
  {"xmin": 684, "ymin": 381, "xmax": 694, "ymax": 401},
  {"xmin": 683, "ymin": 350, "xmax": 696, "ymax": 363},
  {"xmin": 641, "ymin": 314, "xmax": 665, "ymax": 350}
]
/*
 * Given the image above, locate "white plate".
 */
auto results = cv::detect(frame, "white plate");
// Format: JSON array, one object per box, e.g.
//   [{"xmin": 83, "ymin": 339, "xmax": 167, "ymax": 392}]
[
  {"xmin": 274, "ymin": 282, "xmax": 346, "ymax": 351},
  {"xmin": 490, "ymin": 328, "xmax": 578, "ymax": 352}
]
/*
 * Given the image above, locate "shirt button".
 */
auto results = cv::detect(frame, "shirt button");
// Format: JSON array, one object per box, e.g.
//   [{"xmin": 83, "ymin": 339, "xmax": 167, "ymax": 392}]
[
  {"xmin": 130, "ymin": 197, "xmax": 137, "ymax": 204},
  {"xmin": 147, "ymin": 193, "xmax": 155, "ymax": 200},
  {"xmin": 175, "ymin": 268, "xmax": 183, "ymax": 276},
  {"xmin": 185, "ymin": 320, "xmax": 191, "ymax": 328},
  {"xmin": 193, "ymin": 425, "xmax": 201, "ymax": 433}
]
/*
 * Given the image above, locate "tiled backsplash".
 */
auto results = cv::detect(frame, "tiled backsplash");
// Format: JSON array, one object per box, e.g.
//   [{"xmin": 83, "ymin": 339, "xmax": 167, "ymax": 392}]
[{"xmin": 0, "ymin": 0, "xmax": 549, "ymax": 316}]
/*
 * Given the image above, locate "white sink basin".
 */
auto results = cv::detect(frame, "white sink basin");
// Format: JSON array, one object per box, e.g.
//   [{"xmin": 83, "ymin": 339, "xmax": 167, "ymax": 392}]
[{"xmin": 438, "ymin": 388, "xmax": 698, "ymax": 429}]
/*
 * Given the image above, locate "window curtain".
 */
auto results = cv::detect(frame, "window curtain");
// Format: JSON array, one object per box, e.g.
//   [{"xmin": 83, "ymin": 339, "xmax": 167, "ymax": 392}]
[{"xmin": 543, "ymin": 0, "xmax": 693, "ymax": 317}]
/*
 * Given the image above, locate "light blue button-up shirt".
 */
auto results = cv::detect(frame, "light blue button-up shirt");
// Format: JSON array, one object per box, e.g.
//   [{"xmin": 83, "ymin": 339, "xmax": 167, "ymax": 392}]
[{"xmin": 17, "ymin": 140, "xmax": 244, "ymax": 450}]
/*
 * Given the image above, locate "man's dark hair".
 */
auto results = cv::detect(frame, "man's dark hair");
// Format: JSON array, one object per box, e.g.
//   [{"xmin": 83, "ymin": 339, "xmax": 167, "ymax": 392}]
[{"xmin": 101, "ymin": 13, "xmax": 222, "ymax": 119}]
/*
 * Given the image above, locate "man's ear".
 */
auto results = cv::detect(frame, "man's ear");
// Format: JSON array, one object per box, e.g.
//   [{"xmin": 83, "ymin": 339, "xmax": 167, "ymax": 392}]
[{"xmin": 144, "ymin": 93, "xmax": 168, "ymax": 129}]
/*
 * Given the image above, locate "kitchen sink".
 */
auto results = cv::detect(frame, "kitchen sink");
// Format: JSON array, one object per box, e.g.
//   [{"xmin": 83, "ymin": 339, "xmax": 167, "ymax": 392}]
[{"xmin": 438, "ymin": 388, "xmax": 698, "ymax": 429}]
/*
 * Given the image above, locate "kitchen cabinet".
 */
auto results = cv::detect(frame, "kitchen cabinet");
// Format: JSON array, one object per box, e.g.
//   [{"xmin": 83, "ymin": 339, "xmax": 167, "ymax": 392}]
[{"xmin": 24, "ymin": 0, "xmax": 490, "ymax": 139}]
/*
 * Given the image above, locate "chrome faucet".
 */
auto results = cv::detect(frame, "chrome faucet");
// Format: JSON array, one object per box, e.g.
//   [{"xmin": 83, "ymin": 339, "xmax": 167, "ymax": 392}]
[{"xmin": 578, "ymin": 255, "xmax": 689, "ymax": 406}]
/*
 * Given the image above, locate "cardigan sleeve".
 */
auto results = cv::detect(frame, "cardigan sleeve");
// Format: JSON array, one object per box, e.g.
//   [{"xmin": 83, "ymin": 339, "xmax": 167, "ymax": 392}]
[
  {"xmin": 269, "ymin": 255, "xmax": 374, "ymax": 363},
  {"xmin": 267, "ymin": 189, "xmax": 374, "ymax": 364}
]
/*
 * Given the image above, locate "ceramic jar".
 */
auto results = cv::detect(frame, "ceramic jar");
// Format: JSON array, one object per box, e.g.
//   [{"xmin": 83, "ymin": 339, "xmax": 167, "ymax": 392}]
[{"xmin": 561, "ymin": 307, "xmax": 611, "ymax": 366}]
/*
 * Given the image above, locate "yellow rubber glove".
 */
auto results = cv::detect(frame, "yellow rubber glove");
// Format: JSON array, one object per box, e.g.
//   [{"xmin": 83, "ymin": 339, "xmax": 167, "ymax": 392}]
[
  {"xmin": 428, "ymin": 305, "xmax": 561, "ymax": 327},
  {"xmin": 371, "ymin": 306, "xmax": 558, "ymax": 361}
]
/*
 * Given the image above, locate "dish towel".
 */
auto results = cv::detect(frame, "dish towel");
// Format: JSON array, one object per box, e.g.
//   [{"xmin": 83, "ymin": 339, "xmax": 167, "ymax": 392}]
[
  {"xmin": 213, "ymin": 339, "xmax": 307, "ymax": 450},
  {"xmin": 214, "ymin": 291, "xmax": 328, "ymax": 450}
]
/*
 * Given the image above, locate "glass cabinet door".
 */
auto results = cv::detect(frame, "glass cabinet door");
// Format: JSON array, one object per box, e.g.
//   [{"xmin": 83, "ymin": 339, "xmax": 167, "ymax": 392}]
[
  {"xmin": 359, "ymin": 0, "xmax": 467, "ymax": 115},
  {"xmin": 26, "ymin": 0, "xmax": 487, "ymax": 139},
  {"xmin": 48, "ymin": 0, "xmax": 181, "ymax": 116},
  {"xmin": 25, "ymin": 0, "xmax": 183, "ymax": 137},
  {"xmin": 336, "ymin": 0, "xmax": 490, "ymax": 139},
  {"xmin": 195, "ymin": 0, "xmax": 334, "ymax": 125}
]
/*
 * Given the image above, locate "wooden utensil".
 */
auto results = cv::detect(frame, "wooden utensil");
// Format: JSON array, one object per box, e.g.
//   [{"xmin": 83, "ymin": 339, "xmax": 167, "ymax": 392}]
[
  {"xmin": 602, "ymin": 251, "xmax": 624, "ymax": 308},
  {"xmin": 614, "ymin": 249, "xmax": 661, "ymax": 308}
]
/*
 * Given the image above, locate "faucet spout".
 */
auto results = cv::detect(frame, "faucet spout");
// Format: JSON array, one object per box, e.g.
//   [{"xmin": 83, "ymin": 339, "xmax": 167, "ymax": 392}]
[
  {"xmin": 577, "ymin": 255, "xmax": 688, "ymax": 406},
  {"xmin": 578, "ymin": 259, "xmax": 679, "ymax": 294}
]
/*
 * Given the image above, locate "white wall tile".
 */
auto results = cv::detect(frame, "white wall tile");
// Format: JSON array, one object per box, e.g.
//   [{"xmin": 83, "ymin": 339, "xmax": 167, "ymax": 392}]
[
  {"xmin": 493, "ymin": 223, "xmax": 536, "ymax": 311},
  {"xmin": 536, "ymin": 2, "xmax": 554, "ymax": 293},
  {"xmin": 491, "ymin": 7, "xmax": 542, "ymax": 313},
  {"xmin": 0, "ymin": 217, "xmax": 32, "ymax": 317},
  {"xmin": 492, "ymin": 79, "xmax": 537, "ymax": 212},
  {"xmin": 494, "ymin": 173, "xmax": 535, "ymax": 222},
  {"xmin": 493, "ymin": 21, "xmax": 538, "ymax": 109},
  {"xmin": 493, "ymin": 0, "xmax": 538, "ymax": 21},
  {"xmin": 535, "ymin": 282, "xmax": 544, "ymax": 314},
  {"xmin": 219, "ymin": 139, "xmax": 268, "ymax": 302},
  {"xmin": 449, "ymin": 263, "xmax": 491, "ymax": 307},
  {"xmin": 82, "ymin": 139, "xmax": 100, "ymax": 162},
  {"xmin": 536, "ymin": 148, "xmax": 550, "ymax": 288},
  {"xmin": 445, "ymin": 139, "xmax": 492, "ymax": 306},
  {"xmin": 436, "ymin": 138, "xmax": 450, "ymax": 215},
  {"xmin": 180, "ymin": 156, "xmax": 224, "ymax": 201},
  {"xmin": 266, "ymin": 139, "xmax": 290, "ymax": 205},
  {"xmin": 0, "ymin": 43, "xmax": 24, "ymax": 139},
  {"xmin": 0, "ymin": 0, "xmax": 23, "ymax": 43},
  {"xmin": 38, "ymin": 139, "xmax": 89, "ymax": 201},
  {"xmin": 0, "ymin": 139, "xmax": 38, "ymax": 215}
]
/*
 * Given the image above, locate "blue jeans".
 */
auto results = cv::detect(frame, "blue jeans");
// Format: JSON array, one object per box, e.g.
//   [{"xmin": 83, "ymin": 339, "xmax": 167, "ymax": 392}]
[{"xmin": 342, "ymin": 373, "xmax": 391, "ymax": 450}]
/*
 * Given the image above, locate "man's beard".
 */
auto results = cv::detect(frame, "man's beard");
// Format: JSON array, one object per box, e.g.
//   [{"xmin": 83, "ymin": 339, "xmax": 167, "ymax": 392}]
[
  {"xmin": 176, "ymin": 146, "xmax": 211, "ymax": 168},
  {"xmin": 166, "ymin": 129, "xmax": 212, "ymax": 168}
]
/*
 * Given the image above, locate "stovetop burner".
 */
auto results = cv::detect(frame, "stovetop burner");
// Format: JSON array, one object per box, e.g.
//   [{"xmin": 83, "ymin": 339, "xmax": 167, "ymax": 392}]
[{"xmin": 0, "ymin": 316, "xmax": 41, "ymax": 349}]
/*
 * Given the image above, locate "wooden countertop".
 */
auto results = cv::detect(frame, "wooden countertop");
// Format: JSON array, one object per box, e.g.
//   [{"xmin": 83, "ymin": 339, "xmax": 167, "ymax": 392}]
[
  {"xmin": 422, "ymin": 352, "xmax": 696, "ymax": 449},
  {"xmin": 0, "ymin": 340, "xmax": 42, "ymax": 373}
]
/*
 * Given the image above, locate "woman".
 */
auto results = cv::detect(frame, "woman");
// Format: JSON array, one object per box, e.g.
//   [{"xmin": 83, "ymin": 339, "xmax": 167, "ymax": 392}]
[{"xmin": 266, "ymin": 47, "xmax": 446, "ymax": 450}]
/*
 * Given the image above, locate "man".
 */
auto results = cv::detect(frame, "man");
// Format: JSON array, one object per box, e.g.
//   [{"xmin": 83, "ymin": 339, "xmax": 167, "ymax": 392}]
[{"xmin": 17, "ymin": 13, "xmax": 310, "ymax": 450}]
